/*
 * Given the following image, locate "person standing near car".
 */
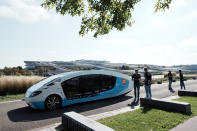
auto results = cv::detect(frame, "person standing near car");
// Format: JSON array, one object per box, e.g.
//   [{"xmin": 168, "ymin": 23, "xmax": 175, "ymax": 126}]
[
  {"xmin": 144, "ymin": 68, "xmax": 152, "ymax": 99},
  {"xmin": 179, "ymin": 70, "xmax": 186, "ymax": 90},
  {"xmin": 131, "ymin": 69, "xmax": 141, "ymax": 104},
  {"xmin": 168, "ymin": 71, "xmax": 173, "ymax": 91}
]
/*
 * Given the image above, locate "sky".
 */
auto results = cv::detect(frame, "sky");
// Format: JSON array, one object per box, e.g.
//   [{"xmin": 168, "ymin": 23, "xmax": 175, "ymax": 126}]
[{"xmin": 0, "ymin": 0, "xmax": 197, "ymax": 68}]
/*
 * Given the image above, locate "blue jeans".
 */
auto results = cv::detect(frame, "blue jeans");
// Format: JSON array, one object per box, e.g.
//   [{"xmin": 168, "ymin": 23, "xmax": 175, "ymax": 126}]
[
  {"xmin": 168, "ymin": 80, "xmax": 172, "ymax": 90},
  {"xmin": 145, "ymin": 85, "xmax": 152, "ymax": 99},
  {"xmin": 180, "ymin": 81, "xmax": 185, "ymax": 90}
]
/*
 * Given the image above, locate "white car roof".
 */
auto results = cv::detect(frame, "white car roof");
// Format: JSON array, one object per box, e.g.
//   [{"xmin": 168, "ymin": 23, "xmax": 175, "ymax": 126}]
[
  {"xmin": 59, "ymin": 70, "xmax": 130, "ymax": 82},
  {"xmin": 27, "ymin": 70, "xmax": 130, "ymax": 93}
]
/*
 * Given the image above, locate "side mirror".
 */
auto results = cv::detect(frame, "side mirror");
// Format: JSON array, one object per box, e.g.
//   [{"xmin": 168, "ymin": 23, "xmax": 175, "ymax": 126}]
[
  {"xmin": 49, "ymin": 78, "xmax": 61, "ymax": 86},
  {"xmin": 47, "ymin": 82, "xmax": 55, "ymax": 86},
  {"xmin": 43, "ymin": 82, "xmax": 56, "ymax": 89}
]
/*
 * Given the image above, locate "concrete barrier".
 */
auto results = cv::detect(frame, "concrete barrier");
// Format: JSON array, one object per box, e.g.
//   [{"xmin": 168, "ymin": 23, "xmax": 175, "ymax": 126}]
[
  {"xmin": 178, "ymin": 90, "xmax": 197, "ymax": 97},
  {"xmin": 62, "ymin": 111, "xmax": 114, "ymax": 131},
  {"xmin": 140, "ymin": 98, "xmax": 191, "ymax": 114}
]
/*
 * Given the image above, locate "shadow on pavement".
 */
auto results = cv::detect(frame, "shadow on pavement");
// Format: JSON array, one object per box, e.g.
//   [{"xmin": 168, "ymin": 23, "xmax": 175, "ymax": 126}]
[{"xmin": 7, "ymin": 95, "xmax": 132, "ymax": 122}]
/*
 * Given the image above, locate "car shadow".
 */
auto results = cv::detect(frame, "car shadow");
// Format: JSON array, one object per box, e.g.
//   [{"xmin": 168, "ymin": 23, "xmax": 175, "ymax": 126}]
[{"xmin": 7, "ymin": 95, "xmax": 133, "ymax": 122}]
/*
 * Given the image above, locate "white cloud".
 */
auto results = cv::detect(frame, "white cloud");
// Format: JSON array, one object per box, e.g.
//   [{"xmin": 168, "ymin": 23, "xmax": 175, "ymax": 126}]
[
  {"xmin": 171, "ymin": 0, "xmax": 186, "ymax": 8},
  {"xmin": 151, "ymin": 18, "xmax": 165, "ymax": 27},
  {"xmin": 100, "ymin": 38, "xmax": 186, "ymax": 65},
  {"xmin": 48, "ymin": 50, "xmax": 57, "ymax": 54},
  {"xmin": 180, "ymin": 37, "xmax": 197, "ymax": 48},
  {"xmin": 165, "ymin": 0, "xmax": 186, "ymax": 15},
  {"xmin": 102, "ymin": 38, "xmax": 138, "ymax": 46},
  {"xmin": 0, "ymin": 0, "xmax": 60, "ymax": 23},
  {"xmin": 127, "ymin": 44, "xmax": 179, "ymax": 65},
  {"xmin": 175, "ymin": 9, "xmax": 197, "ymax": 24},
  {"xmin": 174, "ymin": 37, "xmax": 197, "ymax": 64},
  {"xmin": 189, "ymin": 10, "xmax": 197, "ymax": 18}
]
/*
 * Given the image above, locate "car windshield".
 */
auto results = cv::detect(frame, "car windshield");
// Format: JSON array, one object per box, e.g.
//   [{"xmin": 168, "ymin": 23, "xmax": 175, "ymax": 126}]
[{"xmin": 35, "ymin": 75, "xmax": 61, "ymax": 87}]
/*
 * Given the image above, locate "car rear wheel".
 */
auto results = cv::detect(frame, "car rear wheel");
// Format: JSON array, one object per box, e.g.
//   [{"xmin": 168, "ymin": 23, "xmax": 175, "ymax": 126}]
[{"xmin": 45, "ymin": 95, "xmax": 61, "ymax": 110}]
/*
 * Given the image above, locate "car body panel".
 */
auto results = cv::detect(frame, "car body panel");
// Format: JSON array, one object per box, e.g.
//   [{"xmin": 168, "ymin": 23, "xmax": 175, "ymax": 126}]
[{"xmin": 25, "ymin": 70, "xmax": 133, "ymax": 110}]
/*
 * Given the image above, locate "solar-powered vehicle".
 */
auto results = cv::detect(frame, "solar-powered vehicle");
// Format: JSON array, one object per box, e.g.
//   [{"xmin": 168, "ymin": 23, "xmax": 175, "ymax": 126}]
[{"xmin": 25, "ymin": 70, "xmax": 133, "ymax": 110}]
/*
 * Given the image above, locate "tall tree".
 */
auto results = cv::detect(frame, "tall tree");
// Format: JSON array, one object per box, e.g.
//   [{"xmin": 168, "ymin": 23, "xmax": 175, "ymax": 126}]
[{"xmin": 42, "ymin": 0, "xmax": 172, "ymax": 37}]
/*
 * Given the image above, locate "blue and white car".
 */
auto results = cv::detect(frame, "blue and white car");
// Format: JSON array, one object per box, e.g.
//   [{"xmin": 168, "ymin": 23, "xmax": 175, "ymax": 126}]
[{"xmin": 25, "ymin": 70, "xmax": 133, "ymax": 110}]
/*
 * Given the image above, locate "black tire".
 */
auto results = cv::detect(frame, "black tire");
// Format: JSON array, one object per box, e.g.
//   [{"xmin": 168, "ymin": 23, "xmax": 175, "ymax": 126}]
[{"xmin": 45, "ymin": 95, "xmax": 62, "ymax": 110}]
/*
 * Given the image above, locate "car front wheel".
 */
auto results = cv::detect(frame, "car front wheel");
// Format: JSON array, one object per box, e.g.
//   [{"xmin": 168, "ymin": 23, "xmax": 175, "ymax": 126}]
[{"xmin": 45, "ymin": 95, "xmax": 61, "ymax": 110}]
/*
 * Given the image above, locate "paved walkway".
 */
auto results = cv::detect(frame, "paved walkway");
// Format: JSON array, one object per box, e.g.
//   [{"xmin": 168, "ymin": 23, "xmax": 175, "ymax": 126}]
[{"xmin": 171, "ymin": 116, "xmax": 197, "ymax": 131}]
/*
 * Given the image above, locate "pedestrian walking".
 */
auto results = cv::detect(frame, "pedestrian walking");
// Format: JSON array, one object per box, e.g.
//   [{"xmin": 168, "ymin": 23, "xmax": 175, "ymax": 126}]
[
  {"xmin": 179, "ymin": 70, "xmax": 186, "ymax": 90},
  {"xmin": 168, "ymin": 71, "xmax": 173, "ymax": 91},
  {"xmin": 131, "ymin": 69, "xmax": 141, "ymax": 104},
  {"xmin": 144, "ymin": 68, "xmax": 152, "ymax": 99}
]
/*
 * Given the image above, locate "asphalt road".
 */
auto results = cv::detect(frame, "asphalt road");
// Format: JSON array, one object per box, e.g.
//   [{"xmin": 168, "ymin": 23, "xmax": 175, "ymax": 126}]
[{"xmin": 0, "ymin": 80, "xmax": 197, "ymax": 131}]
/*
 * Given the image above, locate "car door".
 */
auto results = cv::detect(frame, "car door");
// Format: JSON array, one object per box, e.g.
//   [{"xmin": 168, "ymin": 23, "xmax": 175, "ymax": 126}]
[
  {"xmin": 61, "ymin": 77, "xmax": 81, "ymax": 100},
  {"xmin": 99, "ymin": 75, "xmax": 117, "ymax": 97},
  {"xmin": 79, "ymin": 74, "xmax": 101, "ymax": 98}
]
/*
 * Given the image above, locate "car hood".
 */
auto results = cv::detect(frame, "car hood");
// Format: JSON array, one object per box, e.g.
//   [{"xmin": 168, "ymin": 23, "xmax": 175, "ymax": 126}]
[{"xmin": 26, "ymin": 75, "xmax": 62, "ymax": 93}]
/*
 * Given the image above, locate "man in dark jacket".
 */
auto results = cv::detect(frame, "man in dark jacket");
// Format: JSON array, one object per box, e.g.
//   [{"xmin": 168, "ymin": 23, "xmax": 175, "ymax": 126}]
[
  {"xmin": 179, "ymin": 70, "xmax": 186, "ymax": 90},
  {"xmin": 168, "ymin": 71, "xmax": 173, "ymax": 91},
  {"xmin": 131, "ymin": 69, "xmax": 141, "ymax": 104},
  {"xmin": 144, "ymin": 68, "xmax": 152, "ymax": 99}
]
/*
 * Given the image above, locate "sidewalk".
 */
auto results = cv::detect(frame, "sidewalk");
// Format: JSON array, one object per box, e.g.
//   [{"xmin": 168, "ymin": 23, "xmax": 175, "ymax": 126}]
[
  {"xmin": 28, "ymin": 123, "xmax": 62, "ymax": 131},
  {"xmin": 171, "ymin": 116, "xmax": 197, "ymax": 131}
]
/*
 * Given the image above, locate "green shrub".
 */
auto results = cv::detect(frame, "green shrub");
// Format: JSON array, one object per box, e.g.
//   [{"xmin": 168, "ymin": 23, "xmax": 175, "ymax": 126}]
[
  {"xmin": 152, "ymin": 72, "xmax": 162, "ymax": 75},
  {"xmin": 16, "ymin": 72, "xmax": 21, "ymax": 76},
  {"xmin": 26, "ymin": 71, "xmax": 34, "ymax": 76}
]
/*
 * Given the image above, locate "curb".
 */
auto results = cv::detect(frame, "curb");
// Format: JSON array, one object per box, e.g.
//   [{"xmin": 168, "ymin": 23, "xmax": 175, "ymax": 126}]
[
  {"xmin": 28, "ymin": 123, "xmax": 62, "ymax": 131},
  {"xmin": 87, "ymin": 105, "xmax": 140, "ymax": 120},
  {"xmin": 0, "ymin": 99, "xmax": 23, "ymax": 104}
]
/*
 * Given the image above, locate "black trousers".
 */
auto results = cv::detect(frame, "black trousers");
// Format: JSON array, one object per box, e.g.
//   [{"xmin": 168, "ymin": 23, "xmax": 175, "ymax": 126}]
[{"xmin": 134, "ymin": 84, "xmax": 140, "ymax": 100}]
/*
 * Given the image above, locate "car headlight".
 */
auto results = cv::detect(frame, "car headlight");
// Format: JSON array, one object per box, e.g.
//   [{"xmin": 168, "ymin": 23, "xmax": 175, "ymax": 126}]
[{"xmin": 31, "ymin": 91, "xmax": 42, "ymax": 97}]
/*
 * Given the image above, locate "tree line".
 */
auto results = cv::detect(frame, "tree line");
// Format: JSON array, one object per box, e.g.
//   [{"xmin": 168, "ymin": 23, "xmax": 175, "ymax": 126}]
[{"xmin": 0, "ymin": 66, "xmax": 54, "ymax": 76}]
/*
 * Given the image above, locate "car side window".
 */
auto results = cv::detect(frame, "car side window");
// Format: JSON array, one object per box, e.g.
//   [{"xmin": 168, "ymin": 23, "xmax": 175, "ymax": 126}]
[
  {"xmin": 100, "ymin": 75, "xmax": 116, "ymax": 92},
  {"xmin": 79, "ymin": 74, "xmax": 101, "ymax": 97},
  {"xmin": 61, "ymin": 77, "xmax": 81, "ymax": 99},
  {"xmin": 61, "ymin": 74, "xmax": 117, "ymax": 100}
]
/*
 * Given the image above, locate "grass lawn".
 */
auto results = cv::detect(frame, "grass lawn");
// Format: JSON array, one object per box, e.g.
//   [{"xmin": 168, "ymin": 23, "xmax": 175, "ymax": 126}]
[
  {"xmin": 0, "ymin": 94, "xmax": 24, "ymax": 102},
  {"xmin": 97, "ymin": 97, "xmax": 197, "ymax": 131}
]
